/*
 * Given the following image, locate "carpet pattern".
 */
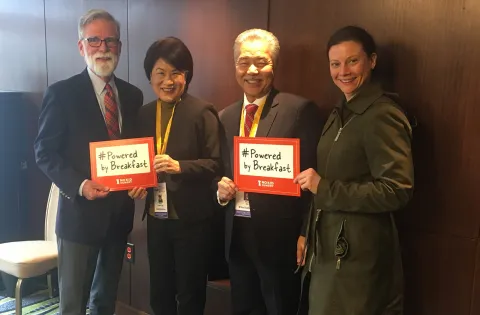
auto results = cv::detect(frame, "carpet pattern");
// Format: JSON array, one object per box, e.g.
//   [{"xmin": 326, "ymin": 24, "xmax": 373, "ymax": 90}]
[
  {"xmin": 0, "ymin": 289, "xmax": 65, "ymax": 315},
  {"xmin": 0, "ymin": 290, "xmax": 92, "ymax": 315}
]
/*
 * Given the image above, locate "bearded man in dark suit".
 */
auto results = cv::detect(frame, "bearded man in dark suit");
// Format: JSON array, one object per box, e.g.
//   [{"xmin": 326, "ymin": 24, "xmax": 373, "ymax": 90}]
[{"xmin": 34, "ymin": 9, "xmax": 143, "ymax": 315}]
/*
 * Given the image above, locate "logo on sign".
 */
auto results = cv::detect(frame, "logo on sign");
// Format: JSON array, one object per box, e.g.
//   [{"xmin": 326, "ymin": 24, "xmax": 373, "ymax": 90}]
[
  {"xmin": 258, "ymin": 180, "xmax": 274, "ymax": 188},
  {"xmin": 116, "ymin": 178, "xmax": 133, "ymax": 185}
]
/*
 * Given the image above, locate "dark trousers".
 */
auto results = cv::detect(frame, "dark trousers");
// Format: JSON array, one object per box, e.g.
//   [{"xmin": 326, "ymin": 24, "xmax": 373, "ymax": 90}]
[
  {"xmin": 57, "ymin": 237, "xmax": 126, "ymax": 315},
  {"xmin": 147, "ymin": 215, "xmax": 212, "ymax": 315},
  {"xmin": 229, "ymin": 218, "xmax": 301, "ymax": 315}
]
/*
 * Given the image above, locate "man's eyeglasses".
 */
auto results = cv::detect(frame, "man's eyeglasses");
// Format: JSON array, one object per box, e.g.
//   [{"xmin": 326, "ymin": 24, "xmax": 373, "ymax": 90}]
[{"xmin": 83, "ymin": 37, "xmax": 120, "ymax": 48}]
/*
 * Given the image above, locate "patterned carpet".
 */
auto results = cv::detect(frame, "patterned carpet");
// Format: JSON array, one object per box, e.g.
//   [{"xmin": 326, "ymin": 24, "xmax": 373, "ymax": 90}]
[{"xmin": 0, "ymin": 289, "xmax": 60, "ymax": 315}]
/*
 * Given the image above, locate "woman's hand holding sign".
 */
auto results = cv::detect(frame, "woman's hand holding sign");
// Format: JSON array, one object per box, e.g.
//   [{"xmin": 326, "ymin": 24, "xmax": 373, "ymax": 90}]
[
  {"xmin": 128, "ymin": 187, "xmax": 148, "ymax": 200},
  {"xmin": 294, "ymin": 168, "xmax": 321, "ymax": 194},
  {"xmin": 154, "ymin": 154, "xmax": 181, "ymax": 174}
]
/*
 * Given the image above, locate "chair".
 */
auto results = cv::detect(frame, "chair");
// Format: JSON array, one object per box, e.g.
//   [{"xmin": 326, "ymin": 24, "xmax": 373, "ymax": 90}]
[{"xmin": 0, "ymin": 183, "xmax": 59, "ymax": 315}]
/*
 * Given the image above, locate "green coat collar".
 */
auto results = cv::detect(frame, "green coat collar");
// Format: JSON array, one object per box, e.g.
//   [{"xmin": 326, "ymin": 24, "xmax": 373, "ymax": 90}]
[{"xmin": 336, "ymin": 83, "xmax": 384, "ymax": 115}]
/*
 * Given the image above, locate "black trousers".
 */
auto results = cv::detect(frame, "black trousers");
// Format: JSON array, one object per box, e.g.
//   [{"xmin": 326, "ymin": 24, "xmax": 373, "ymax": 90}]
[
  {"xmin": 147, "ymin": 215, "xmax": 212, "ymax": 315},
  {"xmin": 229, "ymin": 217, "xmax": 301, "ymax": 315}
]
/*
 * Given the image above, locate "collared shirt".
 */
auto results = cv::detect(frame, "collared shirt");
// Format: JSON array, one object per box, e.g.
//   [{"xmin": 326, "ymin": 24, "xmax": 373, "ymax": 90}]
[
  {"xmin": 241, "ymin": 92, "xmax": 268, "ymax": 137},
  {"xmin": 216, "ymin": 91, "xmax": 270, "ymax": 206},
  {"xmin": 87, "ymin": 67, "xmax": 123, "ymax": 131},
  {"xmin": 79, "ymin": 69, "xmax": 123, "ymax": 196}
]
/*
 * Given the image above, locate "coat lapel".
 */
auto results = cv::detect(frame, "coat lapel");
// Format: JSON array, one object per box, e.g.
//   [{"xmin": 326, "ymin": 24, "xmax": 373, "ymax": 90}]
[
  {"xmin": 321, "ymin": 109, "xmax": 338, "ymax": 136},
  {"xmin": 164, "ymin": 94, "xmax": 187, "ymax": 155},
  {"xmin": 144, "ymin": 100, "xmax": 157, "ymax": 153},
  {"xmin": 255, "ymin": 89, "xmax": 279, "ymax": 137},
  {"xmin": 221, "ymin": 100, "xmax": 242, "ymax": 178},
  {"xmin": 225, "ymin": 100, "xmax": 243, "ymax": 144},
  {"xmin": 115, "ymin": 78, "xmax": 130, "ymax": 138}
]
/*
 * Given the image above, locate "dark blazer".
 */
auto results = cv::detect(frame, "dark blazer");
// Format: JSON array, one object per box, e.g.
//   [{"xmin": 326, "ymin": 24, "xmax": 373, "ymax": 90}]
[
  {"xmin": 137, "ymin": 93, "xmax": 222, "ymax": 221},
  {"xmin": 34, "ymin": 69, "xmax": 143, "ymax": 245},
  {"xmin": 220, "ymin": 88, "xmax": 322, "ymax": 265}
]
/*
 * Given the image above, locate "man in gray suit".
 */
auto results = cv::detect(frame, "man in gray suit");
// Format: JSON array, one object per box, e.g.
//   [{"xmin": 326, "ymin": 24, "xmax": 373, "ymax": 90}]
[{"xmin": 34, "ymin": 9, "xmax": 143, "ymax": 315}]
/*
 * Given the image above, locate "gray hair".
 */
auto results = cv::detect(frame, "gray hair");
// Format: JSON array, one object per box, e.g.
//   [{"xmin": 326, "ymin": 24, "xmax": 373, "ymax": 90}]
[
  {"xmin": 78, "ymin": 9, "xmax": 120, "ymax": 39},
  {"xmin": 233, "ymin": 28, "xmax": 280, "ymax": 65}
]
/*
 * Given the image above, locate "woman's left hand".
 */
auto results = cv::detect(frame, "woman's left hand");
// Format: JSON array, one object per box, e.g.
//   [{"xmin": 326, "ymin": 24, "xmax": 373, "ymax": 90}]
[
  {"xmin": 294, "ymin": 168, "xmax": 321, "ymax": 194},
  {"xmin": 128, "ymin": 187, "xmax": 148, "ymax": 200},
  {"xmin": 154, "ymin": 154, "xmax": 181, "ymax": 174},
  {"xmin": 297, "ymin": 236, "xmax": 306, "ymax": 266}
]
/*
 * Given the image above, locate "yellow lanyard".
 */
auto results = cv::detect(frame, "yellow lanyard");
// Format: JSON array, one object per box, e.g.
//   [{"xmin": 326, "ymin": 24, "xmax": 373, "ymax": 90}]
[
  {"xmin": 155, "ymin": 99, "xmax": 177, "ymax": 154},
  {"xmin": 239, "ymin": 100, "xmax": 266, "ymax": 137}
]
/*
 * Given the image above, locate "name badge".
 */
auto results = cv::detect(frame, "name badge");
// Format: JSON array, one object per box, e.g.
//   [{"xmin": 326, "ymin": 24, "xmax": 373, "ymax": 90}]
[
  {"xmin": 154, "ymin": 182, "xmax": 168, "ymax": 219},
  {"xmin": 235, "ymin": 191, "xmax": 251, "ymax": 218}
]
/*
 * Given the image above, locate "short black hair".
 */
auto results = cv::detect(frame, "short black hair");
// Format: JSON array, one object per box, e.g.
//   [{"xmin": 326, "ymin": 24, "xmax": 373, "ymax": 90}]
[
  {"xmin": 144, "ymin": 37, "xmax": 193, "ymax": 86},
  {"xmin": 327, "ymin": 26, "xmax": 376, "ymax": 57}
]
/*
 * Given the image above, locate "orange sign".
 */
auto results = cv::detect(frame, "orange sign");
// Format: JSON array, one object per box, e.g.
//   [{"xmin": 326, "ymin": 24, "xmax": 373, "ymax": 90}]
[
  {"xmin": 89, "ymin": 137, "xmax": 157, "ymax": 191},
  {"xmin": 234, "ymin": 136, "xmax": 300, "ymax": 196}
]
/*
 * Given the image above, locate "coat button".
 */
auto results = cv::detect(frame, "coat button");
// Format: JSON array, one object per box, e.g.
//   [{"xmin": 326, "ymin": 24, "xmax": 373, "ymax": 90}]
[{"xmin": 335, "ymin": 236, "xmax": 349, "ymax": 258}]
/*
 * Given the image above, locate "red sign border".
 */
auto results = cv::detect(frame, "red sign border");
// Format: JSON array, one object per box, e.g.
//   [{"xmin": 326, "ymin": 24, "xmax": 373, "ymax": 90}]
[
  {"xmin": 234, "ymin": 136, "xmax": 300, "ymax": 196},
  {"xmin": 89, "ymin": 137, "xmax": 157, "ymax": 191}
]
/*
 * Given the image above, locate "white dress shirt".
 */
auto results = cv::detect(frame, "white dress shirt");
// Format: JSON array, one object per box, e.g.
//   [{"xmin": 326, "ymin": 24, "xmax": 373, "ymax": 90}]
[
  {"xmin": 79, "ymin": 69, "xmax": 123, "ymax": 196},
  {"xmin": 217, "ymin": 92, "xmax": 269, "ymax": 206}
]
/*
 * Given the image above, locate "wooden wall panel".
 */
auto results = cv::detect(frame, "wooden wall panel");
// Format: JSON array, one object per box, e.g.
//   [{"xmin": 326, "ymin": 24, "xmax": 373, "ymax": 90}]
[
  {"xmin": 45, "ymin": 0, "xmax": 129, "ymax": 85},
  {"xmin": 401, "ymin": 233, "xmax": 476, "ymax": 315},
  {"xmin": 471, "ymin": 240, "xmax": 480, "ymax": 315},
  {"xmin": 126, "ymin": 1, "xmax": 268, "ymax": 311},
  {"xmin": 128, "ymin": 0, "xmax": 269, "ymax": 109},
  {"xmin": 270, "ymin": 0, "xmax": 480, "ymax": 314},
  {"xmin": 270, "ymin": 0, "xmax": 480, "ymax": 238}
]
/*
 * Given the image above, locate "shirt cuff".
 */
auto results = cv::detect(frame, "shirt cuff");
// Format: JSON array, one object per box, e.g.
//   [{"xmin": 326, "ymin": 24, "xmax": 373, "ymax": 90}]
[
  {"xmin": 78, "ymin": 179, "xmax": 88, "ymax": 196},
  {"xmin": 217, "ymin": 190, "xmax": 230, "ymax": 206}
]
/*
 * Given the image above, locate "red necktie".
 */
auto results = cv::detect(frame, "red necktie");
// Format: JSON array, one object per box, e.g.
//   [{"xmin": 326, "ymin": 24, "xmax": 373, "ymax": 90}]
[
  {"xmin": 104, "ymin": 83, "xmax": 120, "ymax": 139},
  {"xmin": 244, "ymin": 104, "xmax": 259, "ymax": 137}
]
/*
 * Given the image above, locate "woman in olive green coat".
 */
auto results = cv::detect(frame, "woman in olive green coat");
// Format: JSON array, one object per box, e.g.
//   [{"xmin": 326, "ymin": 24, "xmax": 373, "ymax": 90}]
[{"xmin": 294, "ymin": 26, "xmax": 414, "ymax": 315}]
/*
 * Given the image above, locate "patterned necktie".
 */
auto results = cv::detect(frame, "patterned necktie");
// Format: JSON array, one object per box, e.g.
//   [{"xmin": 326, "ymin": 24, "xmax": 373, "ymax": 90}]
[
  {"xmin": 104, "ymin": 83, "xmax": 120, "ymax": 139},
  {"xmin": 244, "ymin": 104, "xmax": 259, "ymax": 137}
]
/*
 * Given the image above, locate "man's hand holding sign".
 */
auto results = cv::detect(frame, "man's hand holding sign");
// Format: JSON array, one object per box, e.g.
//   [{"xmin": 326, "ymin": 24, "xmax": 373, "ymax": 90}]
[
  {"xmin": 89, "ymin": 137, "xmax": 157, "ymax": 199},
  {"xmin": 217, "ymin": 177, "xmax": 238, "ymax": 203},
  {"xmin": 81, "ymin": 180, "xmax": 110, "ymax": 200}
]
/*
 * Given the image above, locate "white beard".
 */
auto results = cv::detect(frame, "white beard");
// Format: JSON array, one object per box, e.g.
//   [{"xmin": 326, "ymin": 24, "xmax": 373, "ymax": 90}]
[{"xmin": 85, "ymin": 52, "xmax": 118, "ymax": 77}]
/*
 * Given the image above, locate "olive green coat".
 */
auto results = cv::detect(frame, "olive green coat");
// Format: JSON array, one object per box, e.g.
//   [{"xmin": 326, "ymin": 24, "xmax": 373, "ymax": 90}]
[{"xmin": 304, "ymin": 83, "xmax": 414, "ymax": 315}]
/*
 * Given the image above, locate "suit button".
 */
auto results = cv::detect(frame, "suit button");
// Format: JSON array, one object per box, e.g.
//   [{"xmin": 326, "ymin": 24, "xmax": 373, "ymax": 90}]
[{"xmin": 251, "ymin": 208, "xmax": 255, "ymax": 211}]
